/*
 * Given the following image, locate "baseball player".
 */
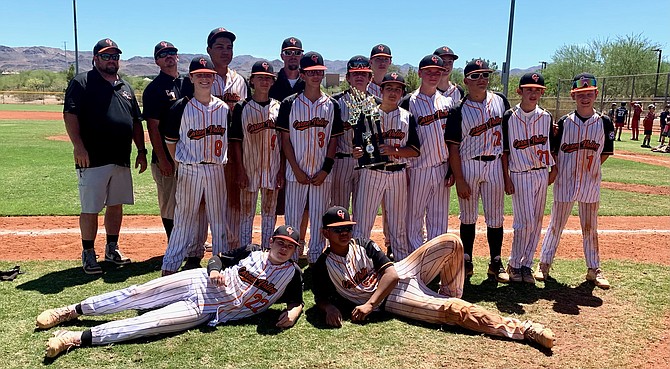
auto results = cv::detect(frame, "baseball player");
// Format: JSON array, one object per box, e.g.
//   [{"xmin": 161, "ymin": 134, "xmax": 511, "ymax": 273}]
[
  {"xmin": 207, "ymin": 27, "xmax": 251, "ymax": 251},
  {"xmin": 277, "ymin": 51, "xmax": 344, "ymax": 264},
  {"xmin": 659, "ymin": 104, "xmax": 669, "ymax": 143},
  {"xmin": 330, "ymin": 55, "xmax": 374, "ymax": 211},
  {"xmin": 534, "ymin": 73, "xmax": 615, "ymax": 289},
  {"xmin": 631, "ymin": 101, "xmax": 642, "ymax": 140},
  {"xmin": 313, "ymin": 206, "xmax": 555, "ymax": 349},
  {"xmin": 445, "ymin": 59, "xmax": 511, "ymax": 283},
  {"xmin": 352, "ymin": 73, "xmax": 420, "ymax": 261},
  {"xmin": 366, "ymin": 44, "xmax": 392, "ymax": 99},
  {"xmin": 230, "ymin": 60, "xmax": 284, "ymax": 249},
  {"xmin": 36, "ymin": 225, "xmax": 304, "ymax": 358},
  {"xmin": 160, "ymin": 56, "xmax": 238, "ymax": 275},
  {"xmin": 501, "ymin": 73, "xmax": 557, "ymax": 284},
  {"xmin": 400, "ymin": 55, "xmax": 455, "ymax": 258},
  {"xmin": 641, "ymin": 104, "xmax": 656, "ymax": 148},
  {"xmin": 614, "ymin": 102, "xmax": 628, "ymax": 141},
  {"xmin": 434, "ymin": 46, "xmax": 465, "ymax": 102}
]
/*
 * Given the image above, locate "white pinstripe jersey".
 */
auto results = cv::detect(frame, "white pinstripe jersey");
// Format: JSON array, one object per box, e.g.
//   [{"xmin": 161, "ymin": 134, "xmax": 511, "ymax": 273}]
[
  {"xmin": 367, "ymin": 82, "xmax": 382, "ymax": 99},
  {"xmin": 400, "ymin": 90, "xmax": 454, "ymax": 168},
  {"xmin": 439, "ymin": 83, "xmax": 463, "ymax": 102},
  {"xmin": 379, "ymin": 107, "xmax": 420, "ymax": 166},
  {"xmin": 211, "ymin": 251, "xmax": 300, "ymax": 323},
  {"xmin": 164, "ymin": 97, "xmax": 231, "ymax": 164},
  {"xmin": 231, "ymin": 98, "xmax": 282, "ymax": 190},
  {"xmin": 333, "ymin": 91, "xmax": 355, "ymax": 154},
  {"xmin": 212, "ymin": 69, "xmax": 249, "ymax": 110},
  {"xmin": 502, "ymin": 105, "xmax": 556, "ymax": 172},
  {"xmin": 445, "ymin": 91, "xmax": 510, "ymax": 160},
  {"xmin": 276, "ymin": 92, "xmax": 344, "ymax": 181},
  {"xmin": 552, "ymin": 111, "xmax": 615, "ymax": 203}
]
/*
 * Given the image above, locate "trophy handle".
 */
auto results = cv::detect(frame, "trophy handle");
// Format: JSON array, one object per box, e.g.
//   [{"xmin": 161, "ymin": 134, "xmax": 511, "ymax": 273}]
[{"xmin": 370, "ymin": 114, "xmax": 389, "ymax": 164}]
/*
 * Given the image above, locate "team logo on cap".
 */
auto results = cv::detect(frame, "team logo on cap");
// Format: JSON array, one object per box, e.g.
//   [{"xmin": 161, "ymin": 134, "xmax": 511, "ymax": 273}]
[
  {"xmin": 262, "ymin": 62, "xmax": 269, "ymax": 70},
  {"xmin": 475, "ymin": 59, "xmax": 483, "ymax": 67},
  {"xmin": 286, "ymin": 226, "xmax": 294, "ymax": 235},
  {"xmin": 218, "ymin": 27, "xmax": 227, "ymax": 32},
  {"xmin": 431, "ymin": 56, "xmax": 440, "ymax": 64},
  {"xmin": 531, "ymin": 74, "xmax": 539, "ymax": 82},
  {"xmin": 311, "ymin": 54, "xmax": 319, "ymax": 63},
  {"xmin": 377, "ymin": 45, "xmax": 385, "ymax": 51},
  {"xmin": 336, "ymin": 209, "xmax": 345, "ymax": 219},
  {"xmin": 105, "ymin": 39, "xmax": 113, "ymax": 46},
  {"xmin": 199, "ymin": 58, "xmax": 207, "ymax": 67},
  {"xmin": 442, "ymin": 47, "xmax": 451, "ymax": 52},
  {"xmin": 160, "ymin": 41, "xmax": 168, "ymax": 47},
  {"xmin": 289, "ymin": 38, "xmax": 297, "ymax": 45},
  {"xmin": 390, "ymin": 72, "xmax": 399, "ymax": 80}
]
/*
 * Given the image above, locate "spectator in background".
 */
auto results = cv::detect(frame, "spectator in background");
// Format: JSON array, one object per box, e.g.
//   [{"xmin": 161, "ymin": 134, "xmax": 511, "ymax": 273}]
[
  {"xmin": 630, "ymin": 101, "xmax": 642, "ymax": 141},
  {"xmin": 659, "ymin": 104, "xmax": 669, "ymax": 143},
  {"xmin": 641, "ymin": 104, "xmax": 656, "ymax": 148}
]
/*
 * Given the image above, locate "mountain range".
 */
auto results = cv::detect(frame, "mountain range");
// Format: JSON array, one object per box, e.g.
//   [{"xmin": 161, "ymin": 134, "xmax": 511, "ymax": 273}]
[{"xmin": 0, "ymin": 45, "xmax": 540, "ymax": 77}]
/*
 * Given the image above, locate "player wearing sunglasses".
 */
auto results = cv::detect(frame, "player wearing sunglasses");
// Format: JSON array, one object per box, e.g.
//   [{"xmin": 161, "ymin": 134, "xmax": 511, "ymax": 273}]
[{"xmin": 269, "ymin": 37, "xmax": 306, "ymax": 102}]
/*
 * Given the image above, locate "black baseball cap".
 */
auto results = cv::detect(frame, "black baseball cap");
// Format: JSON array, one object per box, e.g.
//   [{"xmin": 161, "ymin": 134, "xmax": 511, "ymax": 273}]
[
  {"xmin": 153, "ymin": 41, "xmax": 177, "ymax": 59},
  {"xmin": 93, "ymin": 38, "xmax": 122, "ymax": 55},
  {"xmin": 381, "ymin": 72, "xmax": 406, "ymax": 86},
  {"xmin": 370, "ymin": 44, "xmax": 392, "ymax": 59},
  {"xmin": 322, "ymin": 206, "xmax": 356, "ymax": 228},
  {"xmin": 464, "ymin": 59, "xmax": 494, "ymax": 76},
  {"xmin": 419, "ymin": 55, "xmax": 445, "ymax": 70},
  {"xmin": 251, "ymin": 60, "xmax": 275, "ymax": 77},
  {"xmin": 433, "ymin": 46, "xmax": 459, "ymax": 60},
  {"xmin": 347, "ymin": 55, "xmax": 372, "ymax": 73},
  {"xmin": 207, "ymin": 27, "xmax": 236, "ymax": 47},
  {"xmin": 281, "ymin": 37, "xmax": 303, "ymax": 51},
  {"xmin": 518, "ymin": 72, "xmax": 546, "ymax": 89},
  {"xmin": 300, "ymin": 51, "xmax": 327, "ymax": 71},
  {"xmin": 571, "ymin": 73, "xmax": 598, "ymax": 93},
  {"xmin": 272, "ymin": 225, "xmax": 300, "ymax": 246},
  {"xmin": 189, "ymin": 56, "xmax": 216, "ymax": 74}
]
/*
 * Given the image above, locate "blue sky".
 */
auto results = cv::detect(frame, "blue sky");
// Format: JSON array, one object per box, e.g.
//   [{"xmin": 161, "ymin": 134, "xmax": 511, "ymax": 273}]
[{"xmin": 1, "ymin": 0, "xmax": 668, "ymax": 69}]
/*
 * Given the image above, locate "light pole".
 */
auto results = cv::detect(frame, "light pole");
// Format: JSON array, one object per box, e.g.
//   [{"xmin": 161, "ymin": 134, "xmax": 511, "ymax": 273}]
[
  {"xmin": 652, "ymin": 48, "xmax": 662, "ymax": 97},
  {"xmin": 501, "ymin": 0, "xmax": 516, "ymax": 96},
  {"xmin": 73, "ymin": 0, "xmax": 79, "ymax": 74},
  {"xmin": 539, "ymin": 61, "xmax": 547, "ymax": 70}
]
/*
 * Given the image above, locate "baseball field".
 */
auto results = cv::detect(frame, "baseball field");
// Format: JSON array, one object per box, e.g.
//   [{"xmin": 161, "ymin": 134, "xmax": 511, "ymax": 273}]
[{"xmin": 1, "ymin": 104, "xmax": 669, "ymax": 368}]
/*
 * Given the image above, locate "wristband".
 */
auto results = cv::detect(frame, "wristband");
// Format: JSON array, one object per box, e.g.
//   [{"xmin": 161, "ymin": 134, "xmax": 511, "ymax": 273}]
[
  {"xmin": 321, "ymin": 157, "xmax": 335, "ymax": 174},
  {"xmin": 137, "ymin": 149, "xmax": 148, "ymax": 155}
]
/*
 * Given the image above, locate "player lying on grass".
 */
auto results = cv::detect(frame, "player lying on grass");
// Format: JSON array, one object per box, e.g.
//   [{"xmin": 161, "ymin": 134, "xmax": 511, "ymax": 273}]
[
  {"xmin": 312, "ymin": 206, "xmax": 556, "ymax": 349},
  {"xmin": 36, "ymin": 225, "xmax": 304, "ymax": 358}
]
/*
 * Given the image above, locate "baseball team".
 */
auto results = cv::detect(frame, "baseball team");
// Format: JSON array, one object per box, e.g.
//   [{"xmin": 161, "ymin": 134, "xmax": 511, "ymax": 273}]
[{"xmin": 36, "ymin": 27, "xmax": 618, "ymax": 357}]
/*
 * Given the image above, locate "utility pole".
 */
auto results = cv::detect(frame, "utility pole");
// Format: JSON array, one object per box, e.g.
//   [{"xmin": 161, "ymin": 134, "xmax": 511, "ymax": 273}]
[
  {"xmin": 501, "ymin": 0, "xmax": 516, "ymax": 96},
  {"xmin": 652, "ymin": 49, "xmax": 662, "ymax": 97},
  {"xmin": 539, "ymin": 61, "xmax": 547, "ymax": 70},
  {"xmin": 73, "ymin": 0, "xmax": 79, "ymax": 74},
  {"xmin": 63, "ymin": 41, "xmax": 67, "ymax": 69}
]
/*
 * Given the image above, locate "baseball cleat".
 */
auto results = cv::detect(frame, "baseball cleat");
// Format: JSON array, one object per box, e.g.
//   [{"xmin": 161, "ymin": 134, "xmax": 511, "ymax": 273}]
[
  {"xmin": 36, "ymin": 305, "xmax": 80, "ymax": 329},
  {"xmin": 464, "ymin": 260, "xmax": 474, "ymax": 280},
  {"xmin": 45, "ymin": 330, "xmax": 82, "ymax": 358},
  {"xmin": 81, "ymin": 249, "xmax": 102, "ymax": 275},
  {"xmin": 487, "ymin": 258, "xmax": 510, "ymax": 283},
  {"xmin": 586, "ymin": 268, "xmax": 610, "ymax": 289},
  {"xmin": 533, "ymin": 262, "xmax": 550, "ymax": 282},
  {"xmin": 520, "ymin": 266, "xmax": 536, "ymax": 284},
  {"xmin": 506, "ymin": 265, "xmax": 523, "ymax": 283},
  {"xmin": 181, "ymin": 257, "xmax": 202, "ymax": 271},
  {"xmin": 523, "ymin": 321, "xmax": 556, "ymax": 349},
  {"xmin": 104, "ymin": 242, "xmax": 131, "ymax": 265}
]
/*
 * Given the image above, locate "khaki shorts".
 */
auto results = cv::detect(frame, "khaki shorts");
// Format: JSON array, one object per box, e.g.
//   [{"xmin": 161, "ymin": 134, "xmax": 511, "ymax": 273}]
[
  {"xmin": 151, "ymin": 163, "xmax": 177, "ymax": 219},
  {"xmin": 77, "ymin": 164, "xmax": 134, "ymax": 213}
]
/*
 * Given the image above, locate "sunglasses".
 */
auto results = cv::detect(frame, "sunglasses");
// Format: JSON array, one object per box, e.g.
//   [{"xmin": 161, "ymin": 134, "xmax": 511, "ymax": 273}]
[
  {"xmin": 466, "ymin": 72, "xmax": 490, "ymax": 80},
  {"xmin": 304, "ymin": 70, "xmax": 324, "ymax": 77},
  {"xmin": 98, "ymin": 53, "xmax": 120, "ymax": 61},
  {"xmin": 156, "ymin": 50, "xmax": 177, "ymax": 59},
  {"xmin": 349, "ymin": 60, "xmax": 370, "ymax": 70},
  {"xmin": 282, "ymin": 50, "xmax": 303, "ymax": 56},
  {"xmin": 329, "ymin": 226, "xmax": 353, "ymax": 234},
  {"xmin": 572, "ymin": 77, "xmax": 597, "ymax": 89}
]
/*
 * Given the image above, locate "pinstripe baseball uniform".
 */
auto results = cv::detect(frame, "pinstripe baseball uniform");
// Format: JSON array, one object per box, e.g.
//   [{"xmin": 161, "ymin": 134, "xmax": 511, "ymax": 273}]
[
  {"xmin": 438, "ymin": 84, "xmax": 464, "ymax": 103},
  {"xmin": 313, "ymin": 234, "xmax": 535, "ymax": 341},
  {"xmin": 353, "ymin": 106, "xmax": 420, "ymax": 260},
  {"xmin": 231, "ymin": 98, "xmax": 282, "ymax": 249},
  {"xmin": 277, "ymin": 93, "xmax": 344, "ymax": 263},
  {"xmin": 330, "ymin": 91, "xmax": 359, "ymax": 211},
  {"xmin": 400, "ymin": 91, "xmax": 455, "ymax": 253},
  {"xmin": 502, "ymin": 105, "xmax": 556, "ymax": 269},
  {"xmin": 538, "ymin": 111, "xmax": 614, "ymax": 269},
  {"xmin": 212, "ymin": 70, "xmax": 251, "ymax": 251},
  {"xmin": 74, "ymin": 247, "xmax": 302, "ymax": 345},
  {"xmin": 162, "ymin": 96, "xmax": 238, "ymax": 272},
  {"xmin": 367, "ymin": 82, "xmax": 382, "ymax": 100}
]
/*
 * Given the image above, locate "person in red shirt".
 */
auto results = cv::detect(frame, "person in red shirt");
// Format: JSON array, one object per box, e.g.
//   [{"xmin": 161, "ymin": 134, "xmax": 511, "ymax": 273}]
[
  {"xmin": 631, "ymin": 101, "xmax": 642, "ymax": 140},
  {"xmin": 641, "ymin": 104, "xmax": 656, "ymax": 148}
]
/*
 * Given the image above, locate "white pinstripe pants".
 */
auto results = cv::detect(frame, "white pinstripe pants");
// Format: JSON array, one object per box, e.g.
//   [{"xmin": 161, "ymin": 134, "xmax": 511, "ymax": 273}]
[
  {"xmin": 539, "ymin": 201, "xmax": 601, "ymax": 269},
  {"xmin": 331, "ymin": 157, "xmax": 359, "ymax": 212},
  {"xmin": 457, "ymin": 158, "xmax": 504, "ymax": 227},
  {"xmin": 508, "ymin": 170, "xmax": 548, "ymax": 268},
  {"xmin": 240, "ymin": 188, "xmax": 279, "ymax": 249},
  {"xmin": 407, "ymin": 163, "xmax": 451, "ymax": 252},
  {"xmin": 285, "ymin": 180, "xmax": 332, "ymax": 263}
]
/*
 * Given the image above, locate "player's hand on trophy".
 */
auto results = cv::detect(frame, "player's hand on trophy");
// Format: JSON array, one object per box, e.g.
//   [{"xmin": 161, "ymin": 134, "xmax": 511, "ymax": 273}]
[
  {"xmin": 352, "ymin": 146, "xmax": 364, "ymax": 159},
  {"xmin": 455, "ymin": 178, "xmax": 472, "ymax": 199}
]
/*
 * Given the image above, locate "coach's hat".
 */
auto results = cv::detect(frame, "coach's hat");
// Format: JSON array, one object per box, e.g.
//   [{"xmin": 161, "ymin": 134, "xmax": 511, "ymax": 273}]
[
  {"xmin": 347, "ymin": 55, "xmax": 372, "ymax": 73},
  {"xmin": 281, "ymin": 37, "xmax": 303, "ymax": 51},
  {"xmin": 571, "ymin": 72, "xmax": 598, "ymax": 93},
  {"xmin": 251, "ymin": 60, "xmax": 275, "ymax": 77},
  {"xmin": 464, "ymin": 59, "xmax": 494, "ymax": 76},
  {"xmin": 300, "ymin": 51, "xmax": 327, "ymax": 71},
  {"xmin": 433, "ymin": 46, "xmax": 459, "ymax": 60},
  {"xmin": 272, "ymin": 225, "xmax": 300, "ymax": 246},
  {"xmin": 207, "ymin": 27, "xmax": 236, "ymax": 47},
  {"xmin": 322, "ymin": 206, "xmax": 356, "ymax": 228},
  {"xmin": 648, "ymin": 104, "xmax": 656, "ymax": 109},
  {"xmin": 518, "ymin": 72, "xmax": 546, "ymax": 89},
  {"xmin": 189, "ymin": 56, "xmax": 216, "ymax": 74},
  {"xmin": 381, "ymin": 72, "xmax": 406, "ymax": 86},
  {"xmin": 93, "ymin": 38, "xmax": 121, "ymax": 55},
  {"xmin": 419, "ymin": 55, "xmax": 445, "ymax": 70},
  {"xmin": 153, "ymin": 41, "xmax": 177, "ymax": 59},
  {"xmin": 370, "ymin": 44, "xmax": 392, "ymax": 59}
]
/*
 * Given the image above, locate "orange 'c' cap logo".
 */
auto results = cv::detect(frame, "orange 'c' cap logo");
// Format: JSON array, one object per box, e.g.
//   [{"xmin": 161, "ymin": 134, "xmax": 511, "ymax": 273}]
[
  {"xmin": 475, "ymin": 59, "xmax": 483, "ymax": 67},
  {"xmin": 289, "ymin": 38, "xmax": 297, "ymax": 45},
  {"xmin": 262, "ymin": 62, "xmax": 269, "ymax": 70},
  {"xmin": 337, "ymin": 210, "xmax": 345, "ymax": 219},
  {"xmin": 531, "ymin": 74, "xmax": 539, "ymax": 82},
  {"xmin": 286, "ymin": 227, "xmax": 294, "ymax": 235},
  {"xmin": 311, "ymin": 54, "xmax": 319, "ymax": 63},
  {"xmin": 105, "ymin": 39, "xmax": 113, "ymax": 46},
  {"xmin": 199, "ymin": 58, "xmax": 207, "ymax": 67}
]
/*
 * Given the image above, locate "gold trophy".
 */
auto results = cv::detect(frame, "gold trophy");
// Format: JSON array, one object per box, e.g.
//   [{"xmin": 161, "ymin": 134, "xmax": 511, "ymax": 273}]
[{"xmin": 344, "ymin": 87, "xmax": 388, "ymax": 169}]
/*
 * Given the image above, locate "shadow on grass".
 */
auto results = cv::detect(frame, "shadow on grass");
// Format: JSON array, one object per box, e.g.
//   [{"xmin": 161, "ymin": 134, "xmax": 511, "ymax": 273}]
[
  {"xmin": 463, "ymin": 276, "xmax": 601, "ymax": 316},
  {"xmin": 303, "ymin": 304, "xmax": 394, "ymax": 330},
  {"xmin": 16, "ymin": 256, "xmax": 164, "ymax": 294}
]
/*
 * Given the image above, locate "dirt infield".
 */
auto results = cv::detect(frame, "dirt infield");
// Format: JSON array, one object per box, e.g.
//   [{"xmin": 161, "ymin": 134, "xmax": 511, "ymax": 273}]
[{"xmin": 0, "ymin": 110, "xmax": 61, "ymax": 120}]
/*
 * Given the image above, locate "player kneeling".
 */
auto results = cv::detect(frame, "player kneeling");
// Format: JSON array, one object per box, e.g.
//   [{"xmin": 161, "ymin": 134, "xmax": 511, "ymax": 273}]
[
  {"xmin": 36, "ymin": 225, "xmax": 304, "ymax": 358},
  {"xmin": 312, "ymin": 206, "xmax": 556, "ymax": 349}
]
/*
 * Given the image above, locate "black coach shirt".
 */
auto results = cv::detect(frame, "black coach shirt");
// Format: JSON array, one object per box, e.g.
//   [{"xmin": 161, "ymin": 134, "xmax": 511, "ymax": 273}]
[
  {"xmin": 64, "ymin": 68, "xmax": 141, "ymax": 168},
  {"xmin": 142, "ymin": 71, "xmax": 193, "ymax": 164},
  {"xmin": 269, "ymin": 68, "xmax": 305, "ymax": 102}
]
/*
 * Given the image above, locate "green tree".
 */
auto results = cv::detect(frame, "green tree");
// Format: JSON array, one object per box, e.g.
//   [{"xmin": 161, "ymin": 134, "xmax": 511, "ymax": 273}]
[
  {"xmin": 66, "ymin": 64, "xmax": 75, "ymax": 84},
  {"xmin": 405, "ymin": 67, "xmax": 420, "ymax": 92}
]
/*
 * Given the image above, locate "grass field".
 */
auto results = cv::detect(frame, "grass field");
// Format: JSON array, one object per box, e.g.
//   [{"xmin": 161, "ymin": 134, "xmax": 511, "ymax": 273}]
[{"xmin": 0, "ymin": 104, "xmax": 63, "ymax": 112}]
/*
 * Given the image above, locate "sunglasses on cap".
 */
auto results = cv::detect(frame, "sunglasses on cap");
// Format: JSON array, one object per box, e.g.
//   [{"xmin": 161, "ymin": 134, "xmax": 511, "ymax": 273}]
[
  {"xmin": 573, "ymin": 77, "xmax": 597, "ymax": 89},
  {"xmin": 466, "ymin": 72, "xmax": 490, "ymax": 80},
  {"xmin": 282, "ymin": 50, "xmax": 303, "ymax": 56},
  {"xmin": 157, "ymin": 50, "xmax": 177, "ymax": 59},
  {"xmin": 349, "ymin": 60, "xmax": 370, "ymax": 69},
  {"xmin": 328, "ymin": 225, "xmax": 353, "ymax": 234},
  {"xmin": 98, "ymin": 53, "xmax": 120, "ymax": 61}
]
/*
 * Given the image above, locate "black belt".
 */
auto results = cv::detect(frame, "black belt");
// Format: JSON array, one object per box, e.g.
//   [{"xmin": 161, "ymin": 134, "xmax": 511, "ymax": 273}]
[
  {"xmin": 512, "ymin": 167, "xmax": 546, "ymax": 173},
  {"xmin": 374, "ymin": 163, "xmax": 406, "ymax": 172},
  {"xmin": 199, "ymin": 162, "xmax": 217, "ymax": 165},
  {"xmin": 472, "ymin": 155, "xmax": 499, "ymax": 162},
  {"xmin": 335, "ymin": 153, "xmax": 352, "ymax": 158}
]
